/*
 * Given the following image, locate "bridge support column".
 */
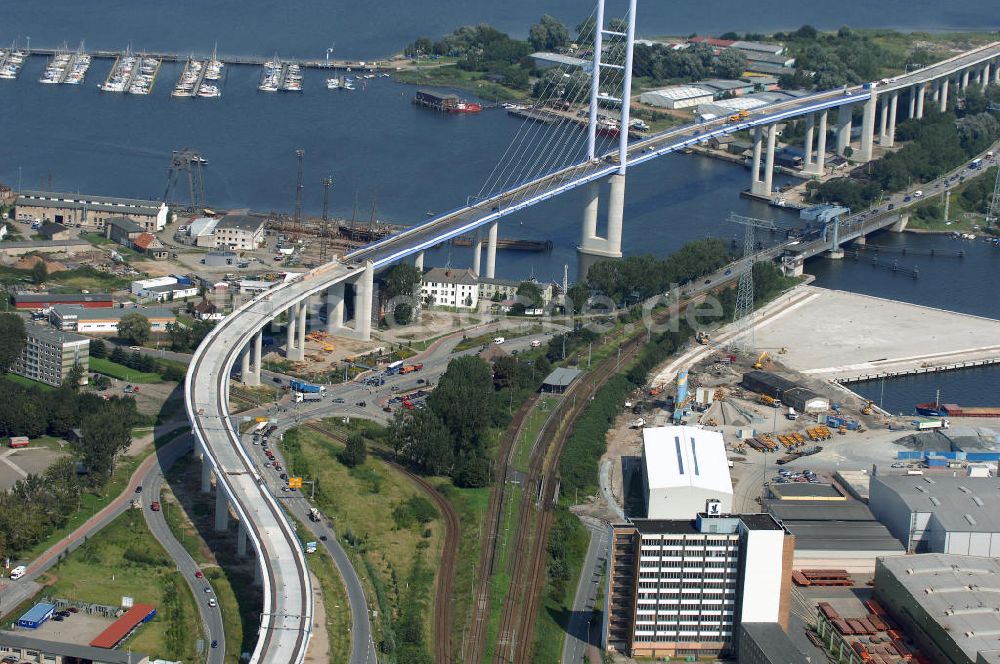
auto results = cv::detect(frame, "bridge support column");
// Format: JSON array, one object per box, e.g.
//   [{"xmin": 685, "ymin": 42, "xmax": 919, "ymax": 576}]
[
  {"xmin": 881, "ymin": 93, "xmax": 898, "ymax": 148},
  {"xmin": 486, "ymin": 221, "xmax": 498, "ymax": 279},
  {"xmin": 983, "ymin": 63, "xmax": 991, "ymax": 90},
  {"xmin": 214, "ymin": 486, "xmax": 229, "ymax": 532},
  {"xmin": 414, "ymin": 251, "xmax": 424, "ymax": 272},
  {"xmin": 201, "ymin": 459, "xmax": 212, "ymax": 493},
  {"xmin": 836, "ymin": 106, "xmax": 853, "ymax": 156},
  {"xmin": 758, "ymin": 124, "xmax": 777, "ymax": 196},
  {"xmin": 240, "ymin": 348, "xmax": 251, "ymax": 385},
  {"xmin": 860, "ymin": 92, "xmax": 878, "ymax": 162},
  {"xmin": 353, "ymin": 261, "xmax": 374, "ymax": 341},
  {"xmin": 995, "ymin": 60, "xmax": 1000, "ymax": 85},
  {"xmin": 254, "ymin": 561, "xmax": 263, "ymax": 586},
  {"xmin": 606, "ymin": 173, "xmax": 626, "ymax": 255},
  {"xmin": 325, "ymin": 283, "xmax": 345, "ymax": 333},
  {"xmin": 285, "ymin": 304, "xmax": 297, "ymax": 359},
  {"xmin": 878, "ymin": 97, "xmax": 888, "ymax": 144},
  {"xmin": 237, "ymin": 524, "xmax": 248, "ymax": 557},
  {"xmin": 803, "ymin": 113, "xmax": 815, "ymax": 171},
  {"xmin": 916, "ymin": 84, "xmax": 926, "ymax": 119},
  {"xmin": 939, "ymin": 78, "xmax": 949, "ymax": 113},
  {"xmin": 471, "ymin": 237, "xmax": 482, "ymax": 276},
  {"xmin": 908, "ymin": 86, "xmax": 916, "ymax": 119},
  {"xmin": 750, "ymin": 126, "xmax": 766, "ymax": 194},
  {"xmin": 854, "ymin": 234, "xmax": 866, "ymax": 246},
  {"xmin": 249, "ymin": 332, "xmax": 262, "ymax": 386},
  {"xmin": 814, "ymin": 111, "xmax": 828, "ymax": 175},
  {"xmin": 961, "ymin": 68, "xmax": 970, "ymax": 92},
  {"xmin": 296, "ymin": 298, "xmax": 307, "ymax": 355},
  {"xmin": 891, "ymin": 214, "xmax": 910, "ymax": 233},
  {"xmin": 581, "ymin": 181, "xmax": 600, "ymax": 245}
]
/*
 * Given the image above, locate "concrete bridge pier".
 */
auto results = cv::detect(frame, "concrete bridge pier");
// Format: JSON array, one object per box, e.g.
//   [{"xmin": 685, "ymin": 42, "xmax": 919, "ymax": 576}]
[
  {"xmin": 854, "ymin": 234, "xmax": 866, "ymax": 246},
  {"xmin": 485, "ymin": 221, "xmax": 498, "ymax": 279},
  {"xmin": 891, "ymin": 213, "xmax": 910, "ymax": 233},
  {"xmin": 908, "ymin": 86, "xmax": 916, "ymax": 119},
  {"xmin": 414, "ymin": 251, "xmax": 425, "ymax": 272},
  {"xmin": 471, "ymin": 235, "xmax": 482, "ymax": 276},
  {"xmin": 983, "ymin": 63, "xmax": 991, "ymax": 90},
  {"xmin": 215, "ymin": 485, "xmax": 229, "ymax": 532},
  {"xmin": 353, "ymin": 261, "xmax": 374, "ymax": 341},
  {"xmin": 939, "ymin": 78, "xmax": 949, "ymax": 112},
  {"xmin": 285, "ymin": 303, "xmax": 298, "ymax": 360},
  {"xmin": 296, "ymin": 298, "xmax": 307, "ymax": 354},
  {"xmin": 878, "ymin": 97, "xmax": 889, "ymax": 145},
  {"xmin": 254, "ymin": 562, "xmax": 263, "ymax": 586},
  {"xmin": 577, "ymin": 176, "xmax": 625, "ymax": 278},
  {"xmin": 803, "ymin": 113, "xmax": 815, "ymax": 171},
  {"xmin": 325, "ymin": 283, "xmax": 346, "ymax": 333},
  {"xmin": 240, "ymin": 348, "xmax": 251, "ymax": 384},
  {"xmin": 916, "ymin": 84, "xmax": 926, "ymax": 120},
  {"xmin": 880, "ymin": 93, "xmax": 898, "ymax": 148},
  {"xmin": 749, "ymin": 126, "xmax": 764, "ymax": 192},
  {"xmin": 836, "ymin": 106, "xmax": 853, "ymax": 156},
  {"xmin": 961, "ymin": 68, "xmax": 970, "ymax": 92},
  {"xmin": 859, "ymin": 93, "xmax": 878, "ymax": 161},
  {"xmin": 237, "ymin": 524, "xmax": 249, "ymax": 557},
  {"xmin": 201, "ymin": 457, "xmax": 212, "ymax": 493},
  {"xmin": 249, "ymin": 332, "xmax": 262, "ymax": 386},
  {"xmin": 750, "ymin": 124, "xmax": 776, "ymax": 195}
]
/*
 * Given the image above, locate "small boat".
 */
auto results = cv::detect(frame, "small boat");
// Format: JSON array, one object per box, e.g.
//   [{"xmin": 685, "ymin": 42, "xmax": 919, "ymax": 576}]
[{"xmin": 326, "ymin": 77, "xmax": 341, "ymax": 89}]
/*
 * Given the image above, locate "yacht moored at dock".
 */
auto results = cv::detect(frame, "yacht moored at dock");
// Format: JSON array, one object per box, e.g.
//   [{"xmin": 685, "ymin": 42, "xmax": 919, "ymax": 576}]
[
  {"xmin": 40, "ymin": 43, "xmax": 91, "ymax": 85},
  {"xmin": 173, "ymin": 54, "xmax": 223, "ymax": 99},
  {"xmin": 0, "ymin": 45, "xmax": 28, "ymax": 81}
]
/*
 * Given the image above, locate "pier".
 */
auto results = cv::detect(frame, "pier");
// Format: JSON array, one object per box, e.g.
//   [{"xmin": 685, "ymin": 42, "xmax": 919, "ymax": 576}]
[
  {"xmin": 837, "ymin": 357, "xmax": 1000, "ymax": 384},
  {"xmin": 39, "ymin": 44, "xmax": 91, "ymax": 85},
  {"xmin": 0, "ymin": 46, "xmax": 28, "ymax": 80},
  {"xmin": 173, "ymin": 56, "xmax": 223, "ymax": 98}
]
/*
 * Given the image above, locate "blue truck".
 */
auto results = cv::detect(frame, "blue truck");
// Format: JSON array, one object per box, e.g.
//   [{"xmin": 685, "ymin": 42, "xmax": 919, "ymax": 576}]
[{"xmin": 289, "ymin": 379, "xmax": 325, "ymax": 394}]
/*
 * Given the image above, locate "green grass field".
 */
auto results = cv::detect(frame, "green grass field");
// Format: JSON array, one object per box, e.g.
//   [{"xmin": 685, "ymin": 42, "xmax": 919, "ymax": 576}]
[
  {"xmin": 1, "ymin": 372, "xmax": 56, "ymax": 391},
  {"xmin": 42, "ymin": 510, "xmax": 202, "ymax": 662},
  {"xmin": 90, "ymin": 357, "xmax": 162, "ymax": 383}
]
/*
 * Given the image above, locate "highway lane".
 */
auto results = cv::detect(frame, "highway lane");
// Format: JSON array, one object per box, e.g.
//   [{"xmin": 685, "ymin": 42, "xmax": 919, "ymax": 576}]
[
  {"xmin": 561, "ymin": 519, "xmax": 608, "ymax": 664},
  {"xmin": 141, "ymin": 434, "xmax": 226, "ymax": 664}
]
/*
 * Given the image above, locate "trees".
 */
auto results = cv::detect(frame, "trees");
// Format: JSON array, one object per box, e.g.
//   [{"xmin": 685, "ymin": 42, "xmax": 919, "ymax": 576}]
[
  {"xmin": 0, "ymin": 313, "xmax": 27, "ymax": 372},
  {"xmin": 79, "ymin": 404, "xmax": 133, "ymax": 482},
  {"xmin": 388, "ymin": 408, "xmax": 454, "ymax": 475},
  {"xmin": 117, "ymin": 312, "xmax": 151, "ymax": 345},
  {"xmin": 516, "ymin": 281, "xmax": 544, "ymax": 308},
  {"xmin": 63, "ymin": 363, "xmax": 85, "ymax": 390},
  {"xmin": 383, "ymin": 264, "xmax": 422, "ymax": 326},
  {"xmin": 339, "ymin": 433, "xmax": 367, "ymax": 468},
  {"xmin": 30, "ymin": 260, "xmax": 48, "ymax": 285},
  {"xmin": 89, "ymin": 339, "xmax": 107, "ymax": 359},
  {"xmin": 713, "ymin": 48, "xmax": 747, "ymax": 79},
  {"xmin": 528, "ymin": 15, "xmax": 570, "ymax": 52}
]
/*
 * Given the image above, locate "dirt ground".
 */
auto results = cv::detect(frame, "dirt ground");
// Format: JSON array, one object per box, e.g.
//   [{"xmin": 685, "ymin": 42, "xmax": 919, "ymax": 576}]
[{"xmin": 31, "ymin": 610, "xmax": 114, "ymax": 644}]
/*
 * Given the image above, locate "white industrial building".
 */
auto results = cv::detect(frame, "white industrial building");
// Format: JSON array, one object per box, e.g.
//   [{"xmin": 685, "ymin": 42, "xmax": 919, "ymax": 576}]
[
  {"xmin": 875, "ymin": 554, "xmax": 1000, "ymax": 664},
  {"xmin": 869, "ymin": 475, "xmax": 1000, "ymax": 556},
  {"xmin": 15, "ymin": 190, "xmax": 168, "ymax": 232},
  {"xmin": 639, "ymin": 85, "xmax": 714, "ymax": 109},
  {"xmin": 420, "ymin": 267, "xmax": 479, "ymax": 309},
  {"xmin": 184, "ymin": 214, "xmax": 264, "ymax": 250},
  {"xmin": 641, "ymin": 426, "xmax": 733, "ymax": 519},
  {"xmin": 605, "ymin": 513, "xmax": 794, "ymax": 659},
  {"xmin": 131, "ymin": 276, "xmax": 198, "ymax": 302},
  {"xmin": 50, "ymin": 305, "xmax": 177, "ymax": 334},
  {"xmin": 530, "ymin": 52, "xmax": 591, "ymax": 71}
]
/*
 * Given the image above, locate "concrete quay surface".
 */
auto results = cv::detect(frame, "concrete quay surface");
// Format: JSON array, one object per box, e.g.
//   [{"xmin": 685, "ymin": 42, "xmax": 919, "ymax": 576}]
[{"xmin": 752, "ymin": 286, "xmax": 1000, "ymax": 381}]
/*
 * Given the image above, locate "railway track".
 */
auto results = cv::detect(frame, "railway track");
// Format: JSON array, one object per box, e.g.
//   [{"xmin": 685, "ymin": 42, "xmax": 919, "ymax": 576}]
[{"xmin": 302, "ymin": 422, "xmax": 459, "ymax": 664}]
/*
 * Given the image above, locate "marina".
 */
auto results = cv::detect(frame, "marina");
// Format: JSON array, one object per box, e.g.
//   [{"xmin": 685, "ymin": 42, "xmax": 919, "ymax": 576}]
[
  {"xmin": 0, "ymin": 45, "xmax": 28, "ymax": 80},
  {"xmin": 172, "ymin": 55, "xmax": 223, "ymax": 98},
  {"xmin": 39, "ymin": 43, "xmax": 91, "ymax": 85},
  {"xmin": 100, "ymin": 49, "xmax": 161, "ymax": 94},
  {"xmin": 258, "ymin": 58, "xmax": 303, "ymax": 92}
]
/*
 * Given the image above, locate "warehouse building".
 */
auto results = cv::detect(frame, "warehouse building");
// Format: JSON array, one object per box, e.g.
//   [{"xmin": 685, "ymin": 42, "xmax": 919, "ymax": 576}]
[
  {"xmin": 0, "ymin": 633, "xmax": 150, "ymax": 664},
  {"xmin": 639, "ymin": 85, "xmax": 714, "ymax": 109},
  {"xmin": 16, "ymin": 602, "xmax": 56, "ymax": 629},
  {"xmin": 15, "ymin": 190, "xmax": 168, "ymax": 232},
  {"xmin": 11, "ymin": 324, "xmax": 89, "ymax": 386},
  {"xmin": 50, "ymin": 305, "xmax": 177, "ymax": 334},
  {"xmin": 738, "ymin": 623, "xmax": 810, "ymax": 664},
  {"xmin": 731, "ymin": 40, "xmax": 786, "ymax": 57},
  {"xmin": 14, "ymin": 292, "xmax": 114, "ymax": 310},
  {"xmin": 213, "ymin": 213, "xmax": 265, "ymax": 250},
  {"xmin": 741, "ymin": 371, "xmax": 829, "ymax": 413},
  {"xmin": 37, "ymin": 222, "xmax": 72, "ymax": 241},
  {"xmin": 605, "ymin": 513, "xmax": 794, "ymax": 659},
  {"xmin": 530, "ymin": 52, "xmax": 591, "ymax": 71},
  {"xmin": 875, "ymin": 554, "xmax": 1000, "ymax": 664},
  {"xmin": 105, "ymin": 216, "xmax": 145, "ymax": 247},
  {"xmin": 697, "ymin": 78, "xmax": 757, "ymax": 97},
  {"xmin": 641, "ymin": 426, "xmax": 733, "ymax": 519},
  {"xmin": 869, "ymin": 475, "xmax": 1000, "ymax": 555},
  {"xmin": 131, "ymin": 276, "xmax": 198, "ymax": 302},
  {"xmin": 765, "ymin": 499, "xmax": 904, "ymax": 573}
]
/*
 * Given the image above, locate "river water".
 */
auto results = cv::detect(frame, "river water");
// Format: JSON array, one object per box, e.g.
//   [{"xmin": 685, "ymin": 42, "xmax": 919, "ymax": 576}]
[{"xmin": 3, "ymin": 1, "xmax": 999, "ymax": 413}]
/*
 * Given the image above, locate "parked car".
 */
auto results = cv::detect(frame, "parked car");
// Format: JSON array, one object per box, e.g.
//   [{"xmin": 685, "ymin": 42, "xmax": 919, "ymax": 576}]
[{"xmin": 150, "ymin": 501, "xmax": 161, "ymax": 511}]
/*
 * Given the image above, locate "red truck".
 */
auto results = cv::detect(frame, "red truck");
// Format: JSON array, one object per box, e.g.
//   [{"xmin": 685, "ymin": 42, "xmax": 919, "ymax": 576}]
[
  {"xmin": 9, "ymin": 437, "xmax": 29, "ymax": 449},
  {"xmin": 400, "ymin": 363, "xmax": 424, "ymax": 374}
]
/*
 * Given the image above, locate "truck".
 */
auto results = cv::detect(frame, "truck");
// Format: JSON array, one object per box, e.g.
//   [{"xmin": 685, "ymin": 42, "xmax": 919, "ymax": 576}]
[
  {"xmin": 9, "ymin": 436, "xmax": 29, "ymax": 449},
  {"xmin": 8, "ymin": 565, "xmax": 26, "ymax": 580},
  {"xmin": 289, "ymin": 379, "xmax": 324, "ymax": 394},
  {"xmin": 295, "ymin": 392, "xmax": 323, "ymax": 403},
  {"xmin": 786, "ymin": 407, "xmax": 798, "ymax": 421},
  {"xmin": 913, "ymin": 417, "xmax": 950, "ymax": 430},
  {"xmin": 399, "ymin": 363, "xmax": 424, "ymax": 374},
  {"xmin": 308, "ymin": 507, "xmax": 321, "ymax": 522},
  {"xmin": 305, "ymin": 541, "xmax": 318, "ymax": 554}
]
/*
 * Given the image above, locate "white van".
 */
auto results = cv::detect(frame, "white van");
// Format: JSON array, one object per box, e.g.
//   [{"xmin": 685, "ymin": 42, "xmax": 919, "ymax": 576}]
[
  {"xmin": 913, "ymin": 190, "xmax": 923, "ymax": 197},
  {"xmin": 530, "ymin": 339, "xmax": 542, "ymax": 348},
  {"xmin": 493, "ymin": 337, "xmax": 505, "ymax": 344},
  {"xmin": 9, "ymin": 565, "xmax": 27, "ymax": 580}
]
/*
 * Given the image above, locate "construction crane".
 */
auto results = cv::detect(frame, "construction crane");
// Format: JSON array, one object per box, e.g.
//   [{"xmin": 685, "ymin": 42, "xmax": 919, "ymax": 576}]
[
  {"xmin": 293, "ymin": 148, "xmax": 305, "ymax": 236},
  {"xmin": 164, "ymin": 148, "xmax": 207, "ymax": 208},
  {"xmin": 728, "ymin": 213, "xmax": 779, "ymax": 354},
  {"xmin": 320, "ymin": 176, "xmax": 333, "ymax": 263}
]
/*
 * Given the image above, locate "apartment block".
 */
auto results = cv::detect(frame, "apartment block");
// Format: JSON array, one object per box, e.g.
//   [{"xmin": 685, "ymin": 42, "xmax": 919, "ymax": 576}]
[{"xmin": 11, "ymin": 323, "xmax": 90, "ymax": 386}]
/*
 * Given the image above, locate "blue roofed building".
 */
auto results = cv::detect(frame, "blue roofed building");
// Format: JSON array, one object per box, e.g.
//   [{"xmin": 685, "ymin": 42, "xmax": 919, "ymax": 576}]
[{"xmin": 17, "ymin": 602, "xmax": 56, "ymax": 629}]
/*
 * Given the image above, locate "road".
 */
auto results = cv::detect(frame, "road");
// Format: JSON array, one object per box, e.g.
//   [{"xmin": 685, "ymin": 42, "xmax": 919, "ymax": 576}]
[
  {"xmin": 561, "ymin": 518, "xmax": 608, "ymax": 664},
  {"xmin": 141, "ymin": 433, "xmax": 226, "ymax": 663},
  {"xmin": 0, "ymin": 422, "xmax": 228, "ymax": 664}
]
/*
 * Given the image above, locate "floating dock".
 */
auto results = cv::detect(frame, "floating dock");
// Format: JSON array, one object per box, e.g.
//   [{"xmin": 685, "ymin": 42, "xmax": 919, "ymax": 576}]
[
  {"xmin": 100, "ymin": 51, "xmax": 160, "ymax": 94},
  {"xmin": 259, "ymin": 59, "xmax": 302, "ymax": 92},
  {"xmin": 0, "ymin": 46, "xmax": 28, "ymax": 81},
  {"xmin": 173, "ymin": 56, "xmax": 223, "ymax": 98},
  {"xmin": 40, "ymin": 44, "xmax": 91, "ymax": 85}
]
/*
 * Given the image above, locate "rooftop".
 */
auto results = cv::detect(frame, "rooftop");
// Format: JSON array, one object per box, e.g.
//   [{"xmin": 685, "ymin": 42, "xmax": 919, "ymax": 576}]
[
  {"xmin": 52, "ymin": 305, "xmax": 177, "ymax": 321},
  {"xmin": 423, "ymin": 267, "xmax": 478, "ymax": 286},
  {"xmin": 783, "ymin": 520, "xmax": 904, "ymax": 552},
  {"xmin": 642, "ymin": 426, "xmax": 733, "ymax": 497},
  {"xmin": 878, "ymin": 554, "xmax": 1000, "ymax": 663},
  {"xmin": 872, "ymin": 476, "xmax": 1000, "ymax": 533},
  {"xmin": 769, "ymin": 483, "xmax": 846, "ymax": 500},
  {"xmin": 627, "ymin": 513, "xmax": 782, "ymax": 535},
  {"xmin": 216, "ymin": 213, "xmax": 265, "ymax": 232},
  {"xmin": 699, "ymin": 78, "xmax": 753, "ymax": 91},
  {"xmin": 731, "ymin": 40, "xmax": 785, "ymax": 54},
  {"xmin": 542, "ymin": 367, "xmax": 581, "ymax": 388},
  {"xmin": 640, "ymin": 85, "xmax": 714, "ymax": 101},
  {"xmin": 24, "ymin": 322, "xmax": 89, "ymax": 346},
  {"xmin": 106, "ymin": 216, "xmax": 144, "ymax": 234},
  {"xmin": 530, "ymin": 52, "xmax": 590, "ymax": 68},
  {"xmin": 18, "ymin": 602, "xmax": 56, "ymax": 624},
  {"xmin": 0, "ymin": 631, "xmax": 149, "ymax": 664},
  {"xmin": 765, "ymin": 498, "xmax": 876, "ymax": 521},
  {"xmin": 16, "ymin": 291, "xmax": 113, "ymax": 303},
  {"xmin": 740, "ymin": 623, "xmax": 810, "ymax": 664},
  {"xmin": 17, "ymin": 190, "xmax": 165, "ymax": 214}
]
